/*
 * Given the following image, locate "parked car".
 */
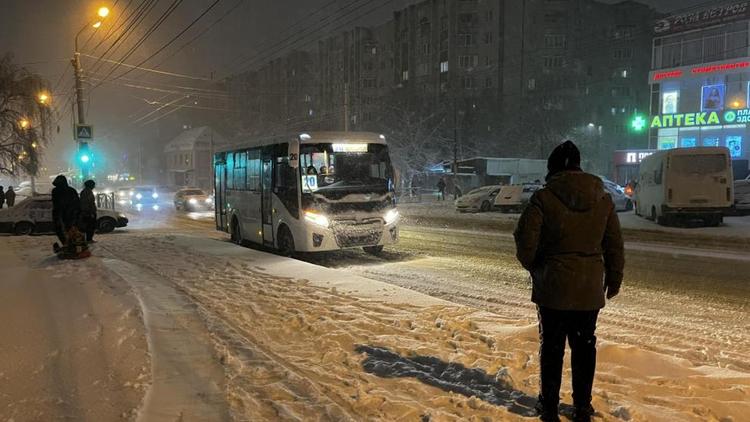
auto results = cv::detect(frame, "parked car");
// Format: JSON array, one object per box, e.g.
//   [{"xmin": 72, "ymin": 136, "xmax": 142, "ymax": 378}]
[
  {"xmin": 455, "ymin": 185, "xmax": 502, "ymax": 212},
  {"xmin": 174, "ymin": 188, "xmax": 214, "ymax": 211},
  {"xmin": 733, "ymin": 175, "xmax": 750, "ymax": 215},
  {"xmin": 0, "ymin": 195, "xmax": 128, "ymax": 235},
  {"xmin": 13, "ymin": 182, "xmax": 52, "ymax": 197},
  {"xmin": 600, "ymin": 177, "xmax": 634, "ymax": 212},
  {"xmin": 494, "ymin": 183, "xmax": 543, "ymax": 213}
]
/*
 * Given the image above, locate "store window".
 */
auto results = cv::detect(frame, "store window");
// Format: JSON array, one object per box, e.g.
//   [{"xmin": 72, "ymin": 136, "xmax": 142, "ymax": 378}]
[
  {"xmin": 662, "ymin": 91, "xmax": 679, "ymax": 114},
  {"xmin": 727, "ymin": 136, "xmax": 743, "ymax": 158},
  {"xmin": 680, "ymin": 137, "xmax": 697, "ymax": 148},
  {"xmin": 658, "ymin": 136, "xmax": 677, "ymax": 150},
  {"xmin": 701, "ymin": 84, "xmax": 725, "ymax": 111},
  {"xmin": 702, "ymin": 137, "xmax": 720, "ymax": 147}
]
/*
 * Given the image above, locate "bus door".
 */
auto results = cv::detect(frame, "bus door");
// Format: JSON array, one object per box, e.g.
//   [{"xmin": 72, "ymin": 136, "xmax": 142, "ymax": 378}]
[
  {"xmin": 261, "ymin": 158, "xmax": 274, "ymax": 246},
  {"xmin": 214, "ymin": 155, "xmax": 228, "ymax": 231}
]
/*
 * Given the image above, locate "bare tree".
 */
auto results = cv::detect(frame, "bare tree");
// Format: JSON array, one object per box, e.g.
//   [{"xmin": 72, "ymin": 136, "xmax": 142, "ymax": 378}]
[
  {"xmin": 0, "ymin": 54, "xmax": 52, "ymax": 177},
  {"xmin": 372, "ymin": 96, "xmax": 452, "ymax": 191}
]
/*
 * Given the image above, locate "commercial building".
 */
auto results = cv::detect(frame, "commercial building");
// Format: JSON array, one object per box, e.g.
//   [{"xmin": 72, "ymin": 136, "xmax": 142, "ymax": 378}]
[{"xmin": 648, "ymin": 1, "xmax": 750, "ymax": 179}]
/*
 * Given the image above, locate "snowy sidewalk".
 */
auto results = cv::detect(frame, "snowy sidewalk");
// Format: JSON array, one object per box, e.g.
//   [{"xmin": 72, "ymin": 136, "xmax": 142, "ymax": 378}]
[
  {"xmin": 0, "ymin": 236, "xmax": 149, "ymax": 421},
  {"xmin": 99, "ymin": 232, "xmax": 750, "ymax": 421}
]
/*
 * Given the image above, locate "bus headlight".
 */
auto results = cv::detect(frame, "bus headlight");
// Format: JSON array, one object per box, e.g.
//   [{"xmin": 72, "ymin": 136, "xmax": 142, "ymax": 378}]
[
  {"xmin": 152, "ymin": 192, "xmax": 159, "ymax": 199},
  {"xmin": 384, "ymin": 208, "xmax": 400, "ymax": 225},
  {"xmin": 136, "ymin": 193, "xmax": 143, "ymax": 200},
  {"xmin": 304, "ymin": 210, "xmax": 330, "ymax": 228}
]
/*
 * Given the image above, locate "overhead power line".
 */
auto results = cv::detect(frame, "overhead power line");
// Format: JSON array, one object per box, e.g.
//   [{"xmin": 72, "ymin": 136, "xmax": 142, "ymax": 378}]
[{"xmin": 106, "ymin": 0, "xmax": 223, "ymax": 84}]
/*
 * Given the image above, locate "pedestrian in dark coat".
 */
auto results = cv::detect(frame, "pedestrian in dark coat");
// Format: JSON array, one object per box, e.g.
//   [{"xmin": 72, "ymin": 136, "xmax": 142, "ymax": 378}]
[
  {"xmin": 51, "ymin": 175, "xmax": 81, "ymax": 244},
  {"xmin": 0, "ymin": 186, "xmax": 5, "ymax": 208},
  {"xmin": 5, "ymin": 186, "xmax": 16, "ymax": 207},
  {"xmin": 79, "ymin": 180, "xmax": 97, "ymax": 242},
  {"xmin": 436, "ymin": 177, "xmax": 446, "ymax": 201},
  {"xmin": 513, "ymin": 140, "xmax": 624, "ymax": 422}
]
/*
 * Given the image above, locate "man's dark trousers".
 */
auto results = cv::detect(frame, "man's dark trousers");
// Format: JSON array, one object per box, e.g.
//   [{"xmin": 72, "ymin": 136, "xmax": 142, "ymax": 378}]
[{"xmin": 537, "ymin": 306, "xmax": 599, "ymax": 410}]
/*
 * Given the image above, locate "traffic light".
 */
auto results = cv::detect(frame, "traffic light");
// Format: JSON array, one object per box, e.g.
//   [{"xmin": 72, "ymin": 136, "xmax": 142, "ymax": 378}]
[
  {"xmin": 630, "ymin": 114, "xmax": 647, "ymax": 133},
  {"xmin": 78, "ymin": 142, "xmax": 92, "ymax": 165}
]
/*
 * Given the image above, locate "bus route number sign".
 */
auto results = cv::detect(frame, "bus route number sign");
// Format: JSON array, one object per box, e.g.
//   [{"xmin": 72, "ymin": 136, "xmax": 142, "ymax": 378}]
[{"xmin": 303, "ymin": 175, "xmax": 318, "ymax": 192}]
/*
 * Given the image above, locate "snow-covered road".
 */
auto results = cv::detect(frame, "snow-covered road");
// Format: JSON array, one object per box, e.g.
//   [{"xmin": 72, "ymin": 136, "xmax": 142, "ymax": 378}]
[{"xmin": 3, "ymin": 206, "xmax": 748, "ymax": 421}]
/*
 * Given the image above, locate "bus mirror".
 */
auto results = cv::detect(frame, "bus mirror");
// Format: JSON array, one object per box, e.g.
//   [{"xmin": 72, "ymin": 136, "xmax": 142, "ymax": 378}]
[{"xmin": 289, "ymin": 140, "xmax": 300, "ymax": 169}]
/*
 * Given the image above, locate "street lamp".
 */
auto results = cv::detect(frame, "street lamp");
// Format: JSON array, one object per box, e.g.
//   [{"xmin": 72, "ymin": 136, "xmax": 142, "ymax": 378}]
[
  {"xmin": 38, "ymin": 92, "xmax": 50, "ymax": 105},
  {"xmin": 72, "ymin": 5, "xmax": 111, "ymax": 181},
  {"xmin": 19, "ymin": 118, "xmax": 30, "ymax": 129}
]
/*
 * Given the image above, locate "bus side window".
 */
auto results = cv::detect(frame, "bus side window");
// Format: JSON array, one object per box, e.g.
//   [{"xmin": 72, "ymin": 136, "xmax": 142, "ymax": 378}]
[{"xmin": 654, "ymin": 163, "xmax": 662, "ymax": 185}]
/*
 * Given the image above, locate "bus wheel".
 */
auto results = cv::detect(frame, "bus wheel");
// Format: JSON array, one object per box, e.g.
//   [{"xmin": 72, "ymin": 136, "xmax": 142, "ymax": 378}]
[
  {"xmin": 363, "ymin": 245, "xmax": 384, "ymax": 255},
  {"xmin": 277, "ymin": 226, "xmax": 295, "ymax": 257},
  {"xmin": 231, "ymin": 218, "xmax": 243, "ymax": 245}
]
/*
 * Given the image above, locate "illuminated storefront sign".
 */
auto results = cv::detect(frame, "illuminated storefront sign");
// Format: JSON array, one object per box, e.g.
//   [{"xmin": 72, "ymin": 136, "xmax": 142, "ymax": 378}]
[
  {"xmin": 692, "ymin": 61, "xmax": 750, "ymax": 74},
  {"xmin": 649, "ymin": 108, "xmax": 750, "ymax": 128},
  {"xmin": 613, "ymin": 150, "xmax": 656, "ymax": 166},
  {"xmin": 651, "ymin": 61, "xmax": 750, "ymax": 82},
  {"xmin": 653, "ymin": 70, "xmax": 683, "ymax": 81},
  {"xmin": 650, "ymin": 111, "xmax": 722, "ymax": 128},
  {"xmin": 653, "ymin": 2, "xmax": 750, "ymax": 35}
]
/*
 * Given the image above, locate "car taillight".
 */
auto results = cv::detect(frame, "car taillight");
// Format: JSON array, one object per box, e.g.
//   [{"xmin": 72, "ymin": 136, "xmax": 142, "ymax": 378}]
[{"xmin": 668, "ymin": 188, "xmax": 672, "ymax": 201}]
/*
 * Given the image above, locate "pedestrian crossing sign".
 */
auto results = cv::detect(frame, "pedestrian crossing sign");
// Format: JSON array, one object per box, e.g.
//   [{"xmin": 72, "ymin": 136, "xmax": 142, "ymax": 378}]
[{"xmin": 75, "ymin": 124, "xmax": 93, "ymax": 140}]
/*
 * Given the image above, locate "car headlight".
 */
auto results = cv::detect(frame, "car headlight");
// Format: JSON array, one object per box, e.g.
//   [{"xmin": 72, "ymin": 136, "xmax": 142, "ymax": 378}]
[
  {"xmin": 205, "ymin": 198, "xmax": 212, "ymax": 204},
  {"xmin": 384, "ymin": 208, "xmax": 400, "ymax": 225},
  {"xmin": 136, "ymin": 193, "xmax": 143, "ymax": 200},
  {"xmin": 129, "ymin": 191, "xmax": 134, "ymax": 197},
  {"xmin": 152, "ymin": 192, "xmax": 159, "ymax": 199},
  {"xmin": 118, "ymin": 191, "xmax": 126, "ymax": 197},
  {"xmin": 189, "ymin": 198, "xmax": 198, "ymax": 205},
  {"xmin": 304, "ymin": 210, "xmax": 330, "ymax": 228},
  {"xmin": 152, "ymin": 205, "xmax": 160, "ymax": 211}
]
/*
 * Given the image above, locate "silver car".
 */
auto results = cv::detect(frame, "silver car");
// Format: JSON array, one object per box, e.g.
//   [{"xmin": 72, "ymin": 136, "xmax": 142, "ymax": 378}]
[
  {"xmin": 600, "ymin": 177, "xmax": 634, "ymax": 212},
  {"xmin": 0, "ymin": 195, "xmax": 128, "ymax": 235},
  {"xmin": 455, "ymin": 185, "xmax": 502, "ymax": 212},
  {"xmin": 174, "ymin": 188, "xmax": 214, "ymax": 211}
]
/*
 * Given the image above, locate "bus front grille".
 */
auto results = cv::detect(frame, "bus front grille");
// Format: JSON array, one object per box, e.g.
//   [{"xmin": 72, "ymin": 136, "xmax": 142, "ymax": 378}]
[{"xmin": 332, "ymin": 222, "xmax": 383, "ymax": 247}]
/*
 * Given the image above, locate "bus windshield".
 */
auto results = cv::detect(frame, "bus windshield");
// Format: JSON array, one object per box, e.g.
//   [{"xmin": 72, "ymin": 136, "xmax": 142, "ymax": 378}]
[{"xmin": 299, "ymin": 143, "xmax": 393, "ymax": 196}]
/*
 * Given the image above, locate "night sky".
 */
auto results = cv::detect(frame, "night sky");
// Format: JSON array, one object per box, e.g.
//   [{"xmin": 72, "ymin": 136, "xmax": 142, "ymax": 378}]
[{"xmin": 0, "ymin": 0, "xmax": 715, "ymax": 173}]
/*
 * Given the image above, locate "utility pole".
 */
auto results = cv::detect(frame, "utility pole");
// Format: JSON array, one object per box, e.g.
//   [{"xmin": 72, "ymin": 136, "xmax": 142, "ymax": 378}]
[
  {"xmin": 453, "ymin": 97, "xmax": 459, "ymax": 176},
  {"xmin": 344, "ymin": 82, "xmax": 350, "ymax": 131},
  {"xmin": 70, "ymin": 7, "xmax": 110, "ymax": 183}
]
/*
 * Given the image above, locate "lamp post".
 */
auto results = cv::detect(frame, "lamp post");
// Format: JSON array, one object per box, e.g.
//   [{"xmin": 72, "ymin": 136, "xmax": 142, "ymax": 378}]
[{"xmin": 71, "ymin": 6, "xmax": 109, "ymax": 181}]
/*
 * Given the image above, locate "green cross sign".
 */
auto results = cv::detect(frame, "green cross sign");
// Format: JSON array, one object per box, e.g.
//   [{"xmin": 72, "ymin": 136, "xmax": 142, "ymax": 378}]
[{"xmin": 630, "ymin": 115, "xmax": 646, "ymax": 132}]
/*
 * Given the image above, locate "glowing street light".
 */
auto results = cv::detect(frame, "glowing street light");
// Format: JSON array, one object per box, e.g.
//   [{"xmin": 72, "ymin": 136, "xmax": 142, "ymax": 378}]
[
  {"xmin": 19, "ymin": 118, "xmax": 30, "ymax": 129},
  {"xmin": 38, "ymin": 92, "xmax": 50, "ymax": 104},
  {"xmin": 97, "ymin": 6, "xmax": 110, "ymax": 18}
]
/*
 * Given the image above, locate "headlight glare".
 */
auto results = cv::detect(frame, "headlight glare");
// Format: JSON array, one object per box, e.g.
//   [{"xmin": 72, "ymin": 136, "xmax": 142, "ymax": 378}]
[
  {"xmin": 136, "ymin": 193, "xmax": 143, "ymax": 200},
  {"xmin": 384, "ymin": 208, "xmax": 400, "ymax": 225},
  {"xmin": 152, "ymin": 192, "xmax": 159, "ymax": 199},
  {"xmin": 304, "ymin": 210, "xmax": 330, "ymax": 228},
  {"xmin": 189, "ymin": 198, "xmax": 198, "ymax": 205}
]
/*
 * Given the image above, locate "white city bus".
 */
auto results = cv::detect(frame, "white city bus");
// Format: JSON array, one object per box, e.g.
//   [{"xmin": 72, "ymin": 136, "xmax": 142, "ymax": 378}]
[
  {"xmin": 635, "ymin": 147, "xmax": 733, "ymax": 226},
  {"xmin": 214, "ymin": 132, "xmax": 399, "ymax": 254}
]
